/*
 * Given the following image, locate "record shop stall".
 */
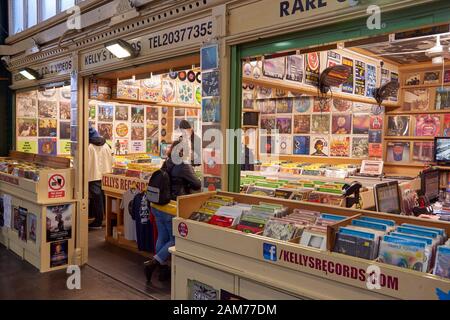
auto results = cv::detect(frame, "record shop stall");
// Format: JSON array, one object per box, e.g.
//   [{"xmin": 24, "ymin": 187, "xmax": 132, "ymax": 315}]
[
  {"xmin": 85, "ymin": 53, "xmax": 204, "ymax": 255},
  {"xmin": 0, "ymin": 57, "xmax": 77, "ymax": 273}
]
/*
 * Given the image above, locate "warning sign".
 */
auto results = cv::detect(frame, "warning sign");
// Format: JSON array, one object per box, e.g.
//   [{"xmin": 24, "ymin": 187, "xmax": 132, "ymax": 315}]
[{"xmin": 48, "ymin": 173, "xmax": 66, "ymax": 199}]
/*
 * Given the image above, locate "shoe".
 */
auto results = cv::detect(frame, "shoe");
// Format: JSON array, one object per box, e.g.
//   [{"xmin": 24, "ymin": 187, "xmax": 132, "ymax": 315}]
[
  {"xmin": 144, "ymin": 259, "xmax": 160, "ymax": 283},
  {"xmin": 158, "ymin": 265, "xmax": 171, "ymax": 282}
]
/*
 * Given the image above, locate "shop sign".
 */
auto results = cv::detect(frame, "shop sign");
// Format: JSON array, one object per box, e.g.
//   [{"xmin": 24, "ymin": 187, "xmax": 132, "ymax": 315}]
[
  {"xmin": 48, "ymin": 173, "xmax": 66, "ymax": 199},
  {"xmin": 13, "ymin": 58, "xmax": 73, "ymax": 83},
  {"xmin": 81, "ymin": 16, "xmax": 213, "ymax": 70},
  {"xmin": 102, "ymin": 175, "xmax": 147, "ymax": 193},
  {"xmin": 0, "ymin": 173, "xmax": 19, "ymax": 186}
]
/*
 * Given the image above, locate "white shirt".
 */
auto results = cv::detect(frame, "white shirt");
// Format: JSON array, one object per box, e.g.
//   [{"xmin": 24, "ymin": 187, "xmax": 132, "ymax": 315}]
[{"xmin": 88, "ymin": 143, "xmax": 113, "ymax": 182}]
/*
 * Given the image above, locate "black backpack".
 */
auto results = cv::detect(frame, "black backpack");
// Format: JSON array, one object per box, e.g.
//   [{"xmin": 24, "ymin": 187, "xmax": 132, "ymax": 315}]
[{"xmin": 147, "ymin": 169, "xmax": 172, "ymax": 205}]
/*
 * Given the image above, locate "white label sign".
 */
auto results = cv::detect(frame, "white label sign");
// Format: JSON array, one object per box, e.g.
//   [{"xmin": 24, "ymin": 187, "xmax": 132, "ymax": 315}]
[{"xmin": 82, "ymin": 17, "xmax": 213, "ymax": 70}]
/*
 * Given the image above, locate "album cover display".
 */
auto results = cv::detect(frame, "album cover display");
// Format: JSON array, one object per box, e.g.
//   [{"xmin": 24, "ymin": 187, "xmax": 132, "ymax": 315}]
[
  {"xmin": 405, "ymin": 73, "xmax": 421, "ymax": 86},
  {"xmin": 276, "ymin": 117, "xmax": 292, "ymax": 134},
  {"xmin": 310, "ymin": 136, "xmax": 329, "ymax": 157},
  {"xmin": 50, "ymin": 240, "xmax": 68, "ymax": 268},
  {"xmin": 386, "ymin": 116, "xmax": 410, "ymax": 136},
  {"xmin": 332, "ymin": 99, "xmax": 352, "ymax": 112},
  {"xmin": 352, "ymin": 114, "xmax": 370, "ymax": 135},
  {"xmin": 404, "ymin": 88, "xmax": 430, "ymax": 111},
  {"xmin": 293, "ymin": 97, "xmax": 312, "ymax": 113},
  {"xmin": 412, "ymin": 142, "xmax": 434, "ymax": 162},
  {"xmin": 330, "ymin": 136, "xmax": 350, "ymax": 157},
  {"xmin": 260, "ymin": 99, "xmax": 276, "ymax": 114},
  {"xmin": 341, "ymin": 57, "xmax": 354, "ymax": 94},
  {"xmin": 354, "ymin": 60, "xmax": 366, "ymax": 96},
  {"xmin": 424, "ymin": 71, "xmax": 440, "ymax": 84},
  {"xmin": 352, "ymin": 137, "xmax": 369, "ymax": 158},
  {"xmin": 293, "ymin": 115, "xmax": 311, "ymax": 134},
  {"xmin": 311, "ymin": 114, "xmax": 330, "ymax": 134},
  {"xmin": 366, "ymin": 64, "xmax": 377, "ymax": 97},
  {"xmin": 415, "ymin": 115, "xmax": 440, "ymax": 136},
  {"xmin": 368, "ymin": 143, "xmax": 383, "ymax": 158},
  {"xmin": 313, "ymin": 97, "xmax": 331, "ymax": 113},
  {"xmin": 263, "ymin": 57, "xmax": 285, "ymax": 79},
  {"xmin": 386, "ymin": 142, "xmax": 410, "ymax": 162},
  {"xmin": 368, "ymin": 130, "xmax": 382, "ymax": 143},
  {"xmin": 305, "ymin": 53, "xmax": 320, "ymax": 86},
  {"xmin": 286, "ymin": 55, "xmax": 304, "ymax": 82},
  {"xmin": 444, "ymin": 114, "xmax": 450, "ymax": 136},
  {"xmin": 293, "ymin": 136, "xmax": 310, "ymax": 155},
  {"xmin": 276, "ymin": 98, "xmax": 293, "ymax": 113},
  {"xmin": 435, "ymin": 87, "xmax": 450, "ymax": 110},
  {"xmin": 277, "ymin": 135, "xmax": 292, "ymax": 155},
  {"xmin": 260, "ymin": 116, "xmax": 276, "ymax": 133},
  {"xmin": 331, "ymin": 114, "xmax": 352, "ymax": 134}
]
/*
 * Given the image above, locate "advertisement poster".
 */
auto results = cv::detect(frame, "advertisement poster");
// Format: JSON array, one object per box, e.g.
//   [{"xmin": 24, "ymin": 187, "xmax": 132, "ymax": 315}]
[
  {"xmin": 366, "ymin": 64, "xmax": 377, "ymax": 97},
  {"xmin": 263, "ymin": 57, "xmax": 286, "ymax": 79},
  {"xmin": 17, "ymin": 140, "xmax": 37, "ymax": 153},
  {"xmin": 341, "ymin": 57, "xmax": 354, "ymax": 93},
  {"xmin": 390, "ymin": 72, "xmax": 399, "ymax": 101},
  {"xmin": 46, "ymin": 204, "xmax": 72, "ymax": 242},
  {"xmin": 305, "ymin": 53, "xmax": 320, "ymax": 86},
  {"xmin": 50, "ymin": 240, "xmax": 68, "ymax": 268},
  {"xmin": 381, "ymin": 68, "xmax": 390, "ymax": 86},
  {"xmin": 354, "ymin": 60, "xmax": 366, "ymax": 96},
  {"xmin": 286, "ymin": 55, "xmax": 304, "ymax": 82}
]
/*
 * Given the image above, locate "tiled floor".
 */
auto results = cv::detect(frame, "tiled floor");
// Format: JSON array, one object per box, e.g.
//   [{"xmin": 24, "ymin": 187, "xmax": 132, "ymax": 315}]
[{"xmin": 0, "ymin": 229, "xmax": 171, "ymax": 300}]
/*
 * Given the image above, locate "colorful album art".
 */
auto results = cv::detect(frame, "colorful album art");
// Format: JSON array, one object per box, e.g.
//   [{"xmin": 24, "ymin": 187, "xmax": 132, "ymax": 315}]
[
  {"xmin": 310, "ymin": 136, "xmax": 329, "ymax": 157},
  {"xmin": 352, "ymin": 114, "xmax": 370, "ymax": 135},
  {"xmin": 16, "ymin": 92, "xmax": 37, "ymax": 118},
  {"xmin": 17, "ymin": 118, "xmax": 37, "ymax": 137},
  {"xmin": 187, "ymin": 108, "xmax": 199, "ymax": 117},
  {"xmin": 146, "ymin": 107, "xmax": 159, "ymax": 121},
  {"xmin": 203, "ymin": 176, "xmax": 222, "ymax": 192},
  {"xmin": 424, "ymin": 71, "xmax": 440, "ymax": 84},
  {"xmin": 59, "ymin": 102, "xmax": 71, "ymax": 120},
  {"xmin": 354, "ymin": 60, "xmax": 366, "ymax": 96},
  {"xmin": 201, "ymin": 44, "xmax": 219, "ymax": 71},
  {"xmin": 390, "ymin": 72, "xmax": 399, "ymax": 101},
  {"xmin": 369, "ymin": 143, "xmax": 383, "ymax": 158},
  {"xmin": 98, "ymin": 123, "xmax": 113, "ymax": 141},
  {"xmin": 370, "ymin": 115, "xmax": 383, "ymax": 130},
  {"xmin": 257, "ymin": 86, "xmax": 273, "ymax": 100},
  {"xmin": 330, "ymin": 136, "xmax": 350, "ymax": 157},
  {"xmin": 332, "ymin": 114, "xmax": 352, "ymax": 134},
  {"xmin": 381, "ymin": 68, "xmax": 390, "ymax": 86},
  {"xmin": 38, "ymin": 100, "xmax": 57, "ymax": 118},
  {"xmin": 327, "ymin": 51, "xmax": 341, "ymax": 68},
  {"xmin": 59, "ymin": 122, "xmax": 71, "ymax": 140},
  {"xmin": 305, "ymin": 53, "xmax": 320, "ymax": 86},
  {"xmin": 293, "ymin": 136, "xmax": 310, "ymax": 155},
  {"xmin": 38, "ymin": 138, "xmax": 57, "ymax": 156},
  {"xmin": 260, "ymin": 99, "xmax": 276, "ymax": 114},
  {"xmin": 115, "ymin": 105, "xmax": 129, "ymax": 121},
  {"xmin": 260, "ymin": 136, "xmax": 274, "ymax": 154},
  {"xmin": 352, "ymin": 137, "xmax": 369, "ymax": 158},
  {"xmin": 405, "ymin": 73, "xmax": 421, "ymax": 86},
  {"xmin": 202, "ymin": 70, "xmax": 220, "ymax": 97},
  {"xmin": 366, "ymin": 64, "xmax": 377, "ymax": 97},
  {"xmin": 313, "ymin": 97, "xmax": 331, "ymax": 113},
  {"xmin": 368, "ymin": 130, "xmax": 382, "ymax": 143},
  {"xmin": 146, "ymin": 138, "xmax": 159, "ymax": 155},
  {"xmin": 203, "ymin": 149, "xmax": 222, "ymax": 176},
  {"xmin": 140, "ymin": 77, "xmax": 162, "ymax": 102},
  {"xmin": 415, "ymin": 115, "xmax": 440, "ymax": 137},
  {"xmin": 38, "ymin": 119, "xmax": 57, "ymax": 137},
  {"xmin": 293, "ymin": 115, "xmax": 311, "ymax": 134},
  {"xmin": 435, "ymin": 87, "xmax": 450, "ymax": 110},
  {"xmin": 386, "ymin": 116, "xmax": 410, "ymax": 136},
  {"xmin": 46, "ymin": 204, "xmax": 72, "ymax": 242},
  {"xmin": 194, "ymin": 86, "xmax": 202, "ymax": 105},
  {"xmin": 310, "ymin": 114, "xmax": 330, "ymax": 135},
  {"xmin": 443, "ymin": 114, "xmax": 450, "ymax": 137},
  {"xmin": 293, "ymin": 96, "xmax": 312, "ymax": 113},
  {"xmin": 243, "ymin": 92, "xmax": 255, "ymax": 109},
  {"xmin": 88, "ymin": 104, "xmax": 96, "ymax": 120},
  {"xmin": 114, "ymin": 139, "xmax": 129, "ymax": 155},
  {"xmin": 50, "ymin": 240, "xmax": 68, "ymax": 268},
  {"xmin": 117, "ymin": 79, "xmax": 139, "ymax": 100},
  {"xmin": 263, "ymin": 57, "xmax": 286, "ymax": 79},
  {"xmin": 162, "ymin": 79, "xmax": 177, "ymax": 103},
  {"xmin": 277, "ymin": 135, "xmax": 292, "ymax": 155},
  {"xmin": 286, "ymin": 55, "xmax": 304, "ymax": 82},
  {"xmin": 341, "ymin": 57, "xmax": 354, "ymax": 94},
  {"xmin": 412, "ymin": 142, "xmax": 434, "ymax": 162},
  {"xmin": 332, "ymin": 98, "xmax": 352, "ymax": 112},
  {"xmin": 202, "ymin": 97, "xmax": 221, "ymax": 123},
  {"xmin": 178, "ymin": 83, "xmax": 194, "ymax": 104},
  {"xmin": 115, "ymin": 122, "xmax": 129, "ymax": 138},
  {"xmin": 98, "ymin": 104, "xmax": 114, "ymax": 122},
  {"xmin": 260, "ymin": 116, "xmax": 276, "ymax": 133},
  {"xmin": 131, "ymin": 126, "xmax": 145, "ymax": 141},
  {"xmin": 404, "ymin": 88, "xmax": 430, "ymax": 111},
  {"xmin": 276, "ymin": 98, "xmax": 293, "ymax": 113},
  {"xmin": 17, "ymin": 140, "xmax": 37, "ymax": 153},
  {"xmin": 276, "ymin": 117, "xmax": 292, "ymax": 134},
  {"xmin": 131, "ymin": 106, "xmax": 145, "ymax": 123},
  {"xmin": 386, "ymin": 142, "xmax": 410, "ymax": 163},
  {"xmin": 146, "ymin": 122, "xmax": 158, "ymax": 138}
]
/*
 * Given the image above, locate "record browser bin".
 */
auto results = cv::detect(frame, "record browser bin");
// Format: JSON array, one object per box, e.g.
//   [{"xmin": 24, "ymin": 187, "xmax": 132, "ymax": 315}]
[
  {"xmin": 0, "ymin": 152, "xmax": 75, "ymax": 273},
  {"xmin": 171, "ymin": 191, "xmax": 450, "ymax": 300}
]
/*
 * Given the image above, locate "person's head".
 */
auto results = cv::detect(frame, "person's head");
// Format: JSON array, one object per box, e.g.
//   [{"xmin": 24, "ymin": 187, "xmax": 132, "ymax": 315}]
[
  {"xmin": 89, "ymin": 126, "xmax": 101, "ymax": 140},
  {"xmin": 179, "ymin": 120, "xmax": 193, "ymax": 136}
]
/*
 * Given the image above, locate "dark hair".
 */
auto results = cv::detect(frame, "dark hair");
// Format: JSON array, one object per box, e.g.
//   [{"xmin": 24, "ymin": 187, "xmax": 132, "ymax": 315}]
[{"xmin": 179, "ymin": 119, "xmax": 192, "ymax": 130}]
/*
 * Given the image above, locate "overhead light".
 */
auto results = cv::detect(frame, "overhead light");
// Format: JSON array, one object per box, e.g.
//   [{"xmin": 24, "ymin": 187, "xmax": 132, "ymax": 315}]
[
  {"xmin": 19, "ymin": 68, "xmax": 41, "ymax": 80},
  {"xmin": 432, "ymin": 56, "xmax": 444, "ymax": 65},
  {"xmin": 104, "ymin": 39, "xmax": 138, "ymax": 59}
]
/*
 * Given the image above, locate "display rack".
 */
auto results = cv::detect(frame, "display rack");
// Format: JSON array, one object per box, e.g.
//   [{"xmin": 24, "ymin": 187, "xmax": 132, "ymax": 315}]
[
  {"xmin": 0, "ymin": 152, "xmax": 75, "ymax": 272},
  {"xmin": 171, "ymin": 191, "xmax": 450, "ymax": 300}
]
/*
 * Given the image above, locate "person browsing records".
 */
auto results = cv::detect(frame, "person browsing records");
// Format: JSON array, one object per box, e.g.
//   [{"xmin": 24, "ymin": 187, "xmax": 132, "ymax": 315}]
[{"xmin": 178, "ymin": 119, "xmax": 202, "ymax": 166}]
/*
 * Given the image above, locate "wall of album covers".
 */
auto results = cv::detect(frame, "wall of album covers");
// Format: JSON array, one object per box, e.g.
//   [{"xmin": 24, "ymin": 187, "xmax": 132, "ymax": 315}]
[
  {"xmin": 242, "ymin": 49, "xmax": 399, "ymax": 160},
  {"xmin": 16, "ymin": 86, "xmax": 72, "ymax": 156}
]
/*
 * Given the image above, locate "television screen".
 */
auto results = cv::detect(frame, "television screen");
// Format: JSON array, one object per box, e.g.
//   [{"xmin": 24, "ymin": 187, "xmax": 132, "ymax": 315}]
[
  {"xmin": 435, "ymin": 137, "xmax": 450, "ymax": 163},
  {"xmin": 421, "ymin": 169, "xmax": 440, "ymax": 202},
  {"xmin": 375, "ymin": 181, "xmax": 401, "ymax": 214}
]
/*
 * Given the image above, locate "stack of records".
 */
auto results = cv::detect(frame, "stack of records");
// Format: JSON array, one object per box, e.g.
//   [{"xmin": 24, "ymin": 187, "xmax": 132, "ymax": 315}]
[
  {"xmin": 189, "ymin": 195, "xmax": 235, "ymax": 223},
  {"xmin": 237, "ymin": 203, "xmax": 288, "ymax": 234}
]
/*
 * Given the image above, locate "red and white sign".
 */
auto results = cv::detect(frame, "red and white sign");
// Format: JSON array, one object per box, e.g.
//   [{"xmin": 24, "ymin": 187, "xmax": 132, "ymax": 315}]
[
  {"xmin": 178, "ymin": 222, "xmax": 189, "ymax": 238},
  {"xmin": 48, "ymin": 173, "xmax": 66, "ymax": 199}
]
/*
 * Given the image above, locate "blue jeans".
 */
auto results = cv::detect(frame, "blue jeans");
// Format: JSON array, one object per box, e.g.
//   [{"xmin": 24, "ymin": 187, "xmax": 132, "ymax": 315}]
[{"xmin": 152, "ymin": 207, "xmax": 175, "ymax": 265}]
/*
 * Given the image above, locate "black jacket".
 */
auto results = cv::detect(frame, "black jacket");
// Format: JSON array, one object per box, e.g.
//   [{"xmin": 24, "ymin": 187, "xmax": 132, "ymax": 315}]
[{"xmin": 162, "ymin": 158, "xmax": 202, "ymax": 200}]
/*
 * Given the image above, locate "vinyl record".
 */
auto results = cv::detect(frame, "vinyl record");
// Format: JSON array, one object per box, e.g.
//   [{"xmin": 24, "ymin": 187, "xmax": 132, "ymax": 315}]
[
  {"xmin": 196, "ymin": 72, "xmax": 201, "ymax": 84},
  {"xmin": 187, "ymin": 71, "xmax": 196, "ymax": 82},
  {"xmin": 161, "ymin": 107, "xmax": 168, "ymax": 114},
  {"xmin": 178, "ymin": 71, "xmax": 187, "ymax": 81},
  {"xmin": 161, "ymin": 129, "xmax": 167, "ymax": 137},
  {"xmin": 161, "ymin": 118, "xmax": 167, "ymax": 126},
  {"xmin": 169, "ymin": 71, "xmax": 178, "ymax": 79}
]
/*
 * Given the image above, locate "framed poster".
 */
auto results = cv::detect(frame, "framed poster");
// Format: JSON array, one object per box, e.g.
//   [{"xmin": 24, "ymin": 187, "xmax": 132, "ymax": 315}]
[{"xmin": 46, "ymin": 204, "xmax": 72, "ymax": 242}]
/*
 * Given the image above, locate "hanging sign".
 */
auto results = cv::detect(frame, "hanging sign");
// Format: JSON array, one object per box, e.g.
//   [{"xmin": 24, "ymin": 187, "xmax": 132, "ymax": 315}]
[
  {"xmin": 81, "ymin": 17, "xmax": 214, "ymax": 71},
  {"xmin": 13, "ymin": 58, "xmax": 73, "ymax": 84}
]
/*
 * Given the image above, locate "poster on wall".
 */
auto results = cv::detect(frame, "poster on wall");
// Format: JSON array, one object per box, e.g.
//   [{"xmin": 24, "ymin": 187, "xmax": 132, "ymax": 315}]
[
  {"xmin": 263, "ymin": 57, "xmax": 286, "ymax": 79},
  {"xmin": 286, "ymin": 55, "xmax": 304, "ymax": 82},
  {"xmin": 435, "ymin": 88, "xmax": 450, "ymax": 110},
  {"xmin": 310, "ymin": 136, "xmax": 329, "ymax": 157},
  {"xmin": 341, "ymin": 57, "xmax": 354, "ymax": 94},
  {"xmin": 203, "ymin": 149, "xmax": 222, "ymax": 176},
  {"xmin": 201, "ymin": 44, "xmax": 219, "ymax": 71},
  {"xmin": 305, "ymin": 53, "xmax": 320, "ymax": 86},
  {"xmin": 365, "ymin": 64, "xmax": 377, "ymax": 97},
  {"xmin": 140, "ymin": 77, "xmax": 162, "ymax": 102},
  {"xmin": 46, "ymin": 204, "xmax": 72, "ymax": 242},
  {"xmin": 444, "ymin": 114, "xmax": 450, "ymax": 136},
  {"xmin": 202, "ymin": 71, "xmax": 220, "ymax": 97},
  {"xmin": 130, "ymin": 141, "xmax": 145, "ymax": 153},
  {"xmin": 114, "ymin": 139, "xmax": 129, "ymax": 155},
  {"xmin": 188, "ymin": 280, "xmax": 218, "ymax": 300},
  {"xmin": 386, "ymin": 142, "xmax": 410, "ymax": 163},
  {"xmin": 354, "ymin": 60, "xmax": 366, "ymax": 96},
  {"xmin": 330, "ymin": 136, "xmax": 350, "ymax": 157},
  {"xmin": 50, "ymin": 240, "xmax": 68, "ymax": 268}
]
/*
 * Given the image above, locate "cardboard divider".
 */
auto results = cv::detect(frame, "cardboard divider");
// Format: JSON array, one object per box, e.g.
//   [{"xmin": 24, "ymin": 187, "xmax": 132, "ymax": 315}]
[{"xmin": 326, "ymin": 214, "xmax": 362, "ymax": 251}]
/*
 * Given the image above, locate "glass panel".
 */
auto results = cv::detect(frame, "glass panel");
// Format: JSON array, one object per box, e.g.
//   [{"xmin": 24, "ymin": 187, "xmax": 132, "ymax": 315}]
[
  {"xmin": 41, "ymin": 0, "xmax": 57, "ymax": 21},
  {"xmin": 27, "ymin": 0, "xmax": 37, "ymax": 28},
  {"xmin": 11, "ymin": 0, "xmax": 24, "ymax": 34},
  {"xmin": 60, "ymin": 0, "xmax": 75, "ymax": 11}
]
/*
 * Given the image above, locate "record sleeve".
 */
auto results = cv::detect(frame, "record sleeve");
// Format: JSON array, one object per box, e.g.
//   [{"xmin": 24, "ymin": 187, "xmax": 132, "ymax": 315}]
[
  {"xmin": 293, "ymin": 115, "xmax": 311, "ymax": 134},
  {"xmin": 330, "ymin": 136, "xmax": 350, "ymax": 157},
  {"xmin": 277, "ymin": 135, "xmax": 292, "ymax": 154},
  {"xmin": 366, "ymin": 64, "xmax": 377, "ymax": 97},
  {"xmin": 260, "ymin": 116, "xmax": 276, "ymax": 133},
  {"xmin": 305, "ymin": 53, "xmax": 320, "ymax": 86},
  {"xmin": 352, "ymin": 137, "xmax": 369, "ymax": 158},
  {"xmin": 404, "ymin": 88, "xmax": 430, "ymax": 111},
  {"xmin": 311, "ymin": 114, "xmax": 330, "ymax": 134},
  {"xmin": 293, "ymin": 136, "xmax": 310, "ymax": 155},
  {"xmin": 332, "ymin": 98, "xmax": 352, "ymax": 112},
  {"xmin": 443, "ymin": 114, "xmax": 450, "ymax": 136},
  {"xmin": 386, "ymin": 142, "xmax": 410, "ymax": 162},
  {"xmin": 354, "ymin": 60, "xmax": 366, "ymax": 96},
  {"xmin": 405, "ymin": 73, "xmax": 421, "ymax": 86},
  {"xmin": 370, "ymin": 115, "xmax": 383, "ymax": 130},
  {"xmin": 313, "ymin": 97, "xmax": 331, "ymax": 113},
  {"xmin": 257, "ymin": 87, "xmax": 273, "ymax": 100},
  {"xmin": 415, "ymin": 115, "xmax": 440, "ymax": 136},
  {"xmin": 368, "ymin": 143, "xmax": 383, "ymax": 158},
  {"xmin": 276, "ymin": 117, "xmax": 292, "ymax": 134},
  {"xmin": 352, "ymin": 113, "xmax": 370, "ymax": 135},
  {"xmin": 386, "ymin": 116, "xmax": 410, "ymax": 136},
  {"xmin": 310, "ymin": 136, "xmax": 329, "ymax": 157},
  {"xmin": 293, "ymin": 96, "xmax": 312, "ymax": 113},
  {"xmin": 286, "ymin": 54, "xmax": 304, "ymax": 82},
  {"xmin": 263, "ymin": 56, "xmax": 286, "ymax": 79},
  {"xmin": 412, "ymin": 142, "xmax": 434, "ymax": 162},
  {"xmin": 368, "ymin": 130, "xmax": 382, "ymax": 143},
  {"xmin": 435, "ymin": 87, "xmax": 450, "ymax": 110},
  {"xmin": 390, "ymin": 72, "xmax": 399, "ymax": 101},
  {"xmin": 334, "ymin": 233, "xmax": 377, "ymax": 260},
  {"xmin": 424, "ymin": 71, "xmax": 440, "ymax": 84},
  {"xmin": 332, "ymin": 114, "xmax": 352, "ymax": 134}
]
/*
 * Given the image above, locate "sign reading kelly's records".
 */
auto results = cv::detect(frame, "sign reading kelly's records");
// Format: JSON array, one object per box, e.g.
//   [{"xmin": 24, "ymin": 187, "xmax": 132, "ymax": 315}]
[{"xmin": 82, "ymin": 17, "xmax": 214, "ymax": 70}]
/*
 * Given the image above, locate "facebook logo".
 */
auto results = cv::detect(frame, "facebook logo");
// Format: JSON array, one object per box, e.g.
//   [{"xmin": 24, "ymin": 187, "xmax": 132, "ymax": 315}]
[{"xmin": 263, "ymin": 243, "xmax": 277, "ymax": 261}]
